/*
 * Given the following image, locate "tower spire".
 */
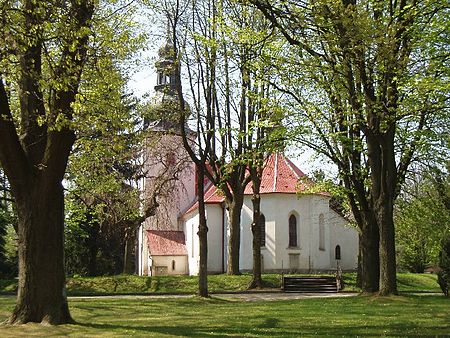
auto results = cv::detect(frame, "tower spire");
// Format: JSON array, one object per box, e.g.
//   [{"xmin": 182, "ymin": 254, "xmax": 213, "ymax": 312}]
[{"xmin": 166, "ymin": 16, "xmax": 172, "ymax": 44}]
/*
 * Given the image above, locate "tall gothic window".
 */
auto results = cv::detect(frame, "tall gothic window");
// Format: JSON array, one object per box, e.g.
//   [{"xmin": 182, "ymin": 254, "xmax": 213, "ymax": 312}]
[
  {"xmin": 319, "ymin": 214, "xmax": 325, "ymax": 251},
  {"xmin": 259, "ymin": 214, "xmax": 266, "ymax": 247},
  {"xmin": 335, "ymin": 245, "xmax": 341, "ymax": 260},
  {"xmin": 288, "ymin": 214, "xmax": 297, "ymax": 247}
]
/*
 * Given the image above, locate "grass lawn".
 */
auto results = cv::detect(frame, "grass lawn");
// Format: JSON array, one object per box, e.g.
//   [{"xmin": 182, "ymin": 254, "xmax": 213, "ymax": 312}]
[
  {"xmin": 0, "ymin": 294, "xmax": 449, "ymax": 337},
  {"xmin": 0, "ymin": 273, "xmax": 441, "ymax": 295}
]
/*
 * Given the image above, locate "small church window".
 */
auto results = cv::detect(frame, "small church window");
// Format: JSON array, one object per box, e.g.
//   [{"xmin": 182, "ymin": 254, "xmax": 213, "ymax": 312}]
[
  {"xmin": 172, "ymin": 260, "xmax": 176, "ymax": 271},
  {"xmin": 319, "ymin": 214, "xmax": 325, "ymax": 251},
  {"xmin": 288, "ymin": 214, "xmax": 297, "ymax": 247},
  {"xmin": 335, "ymin": 245, "xmax": 341, "ymax": 260},
  {"xmin": 259, "ymin": 214, "xmax": 266, "ymax": 247}
]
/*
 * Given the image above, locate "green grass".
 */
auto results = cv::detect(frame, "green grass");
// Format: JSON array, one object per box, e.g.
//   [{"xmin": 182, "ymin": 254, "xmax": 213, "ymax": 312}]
[
  {"xmin": 64, "ymin": 274, "xmax": 280, "ymax": 295},
  {"xmin": 341, "ymin": 272, "xmax": 441, "ymax": 293},
  {"xmin": 0, "ymin": 294, "xmax": 449, "ymax": 337},
  {"xmin": 0, "ymin": 273, "xmax": 441, "ymax": 296}
]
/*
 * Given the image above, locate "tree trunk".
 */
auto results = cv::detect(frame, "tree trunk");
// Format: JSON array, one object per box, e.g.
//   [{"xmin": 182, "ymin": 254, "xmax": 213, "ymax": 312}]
[
  {"xmin": 9, "ymin": 180, "xmax": 72, "ymax": 325},
  {"xmin": 86, "ymin": 215, "xmax": 99, "ymax": 276},
  {"xmin": 356, "ymin": 233, "xmax": 362, "ymax": 288},
  {"xmin": 248, "ymin": 191, "xmax": 262, "ymax": 289},
  {"xmin": 226, "ymin": 194, "xmax": 244, "ymax": 275},
  {"xmin": 359, "ymin": 217, "xmax": 380, "ymax": 293},
  {"xmin": 369, "ymin": 130, "xmax": 398, "ymax": 296},
  {"xmin": 197, "ymin": 166, "xmax": 208, "ymax": 297},
  {"xmin": 122, "ymin": 226, "xmax": 135, "ymax": 274},
  {"xmin": 377, "ymin": 197, "xmax": 398, "ymax": 295}
]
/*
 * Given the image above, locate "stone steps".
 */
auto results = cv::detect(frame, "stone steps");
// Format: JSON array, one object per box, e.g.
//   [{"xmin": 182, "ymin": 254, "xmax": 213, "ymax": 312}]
[{"xmin": 282, "ymin": 276, "xmax": 339, "ymax": 293}]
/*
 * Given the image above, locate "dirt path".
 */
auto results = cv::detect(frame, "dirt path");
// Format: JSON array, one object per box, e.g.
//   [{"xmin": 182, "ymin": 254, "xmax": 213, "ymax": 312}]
[{"xmin": 68, "ymin": 291, "xmax": 358, "ymax": 302}]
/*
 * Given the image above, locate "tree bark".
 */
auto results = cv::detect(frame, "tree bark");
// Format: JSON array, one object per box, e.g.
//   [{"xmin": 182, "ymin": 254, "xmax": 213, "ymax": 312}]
[
  {"xmin": 359, "ymin": 216, "xmax": 380, "ymax": 293},
  {"xmin": 197, "ymin": 166, "xmax": 208, "ymax": 297},
  {"xmin": 0, "ymin": 0, "xmax": 94, "ymax": 323},
  {"xmin": 122, "ymin": 226, "xmax": 135, "ymax": 275},
  {"xmin": 248, "ymin": 191, "xmax": 263, "ymax": 289},
  {"xmin": 376, "ymin": 195, "xmax": 398, "ymax": 295},
  {"xmin": 9, "ymin": 180, "xmax": 72, "ymax": 324},
  {"xmin": 368, "ymin": 126, "xmax": 398, "ymax": 295},
  {"xmin": 226, "ymin": 193, "xmax": 244, "ymax": 275}
]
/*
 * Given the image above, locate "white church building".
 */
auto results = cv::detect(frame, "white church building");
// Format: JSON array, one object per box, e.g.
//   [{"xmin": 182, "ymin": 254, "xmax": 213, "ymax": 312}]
[{"xmin": 136, "ymin": 40, "xmax": 359, "ymax": 277}]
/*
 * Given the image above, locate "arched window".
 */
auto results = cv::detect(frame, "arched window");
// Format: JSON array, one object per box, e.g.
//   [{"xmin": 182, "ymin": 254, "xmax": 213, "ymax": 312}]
[
  {"xmin": 172, "ymin": 260, "xmax": 176, "ymax": 271},
  {"xmin": 288, "ymin": 215, "xmax": 297, "ymax": 247},
  {"xmin": 319, "ymin": 214, "xmax": 325, "ymax": 251},
  {"xmin": 335, "ymin": 245, "xmax": 341, "ymax": 260},
  {"xmin": 259, "ymin": 214, "xmax": 266, "ymax": 247}
]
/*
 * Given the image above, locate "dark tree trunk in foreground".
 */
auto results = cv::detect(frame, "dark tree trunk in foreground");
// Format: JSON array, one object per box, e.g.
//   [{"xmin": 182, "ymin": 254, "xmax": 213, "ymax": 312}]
[
  {"xmin": 11, "ymin": 181, "xmax": 72, "ymax": 324},
  {"xmin": 0, "ymin": 0, "xmax": 94, "ymax": 324},
  {"xmin": 359, "ymin": 218, "xmax": 380, "ymax": 293},
  {"xmin": 123, "ymin": 226, "xmax": 135, "ymax": 275},
  {"xmin": 226, "ymin": 193, "xmax": 244, "ymax": 275},
  {"xmin": 347, "ymin": 183, "xmax": 380, "ymax": 293},
  {"xmin": 197, "ymin": 166, "xmax": 209, "ymax": 297},
  {"xmin": 368, "ymin": 125, "xmax": 398, "ymax": 295},
  {"xmin": 248, "ymin": 169, "xmax": 263, "ymax": 289}
]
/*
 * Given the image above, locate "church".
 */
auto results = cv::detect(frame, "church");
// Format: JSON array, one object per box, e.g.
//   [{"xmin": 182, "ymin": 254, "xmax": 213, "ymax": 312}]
[{"xmin": 136, "ymin": 40, "xmax": 359, "ymax": 277}]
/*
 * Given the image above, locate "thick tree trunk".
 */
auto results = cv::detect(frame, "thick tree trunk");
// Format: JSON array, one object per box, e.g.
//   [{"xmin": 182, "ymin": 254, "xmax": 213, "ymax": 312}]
[
  {"xmin": 377, "ymin": 198, "xmax": 398, "ymax": 295},
  {"xmin": 249, "ymin": 191, "xmax": 262, "ymax": 289},
  {"xmin": 197, "ymin": 166, "xmax": 208, "ymax": 297},
  {"xmin": 9, "ymin": 180, "xmax": 72, "ymax": 325},
  {"xmin": 359, "ymin": 217, "xmax": 380, "ymax": 293},
  {"xmin": 226, "ymin": 194, "xmax": 244, "ymax": 275},
  {"xmin": 356, "ymin": 233, "xmax": 362, "ymax": 288},
  {"xmin": 198, "ymin": 211, "xmax": 208, "ymax": 297},
  {"xmin": 369, "ymin": 129, "xmax": 398, "ymax": 296}
]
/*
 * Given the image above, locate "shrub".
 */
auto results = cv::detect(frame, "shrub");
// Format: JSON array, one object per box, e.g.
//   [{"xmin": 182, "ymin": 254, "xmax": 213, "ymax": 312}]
[{"xmin": 437, "ymin": 235, "xmax": 450, "ymax": 297}]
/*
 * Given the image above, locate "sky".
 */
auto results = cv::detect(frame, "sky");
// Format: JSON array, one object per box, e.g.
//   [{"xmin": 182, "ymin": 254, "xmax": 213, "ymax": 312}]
[{"xmin": 126, "ymin": 23, "xmax": 336, "ymax": 179}]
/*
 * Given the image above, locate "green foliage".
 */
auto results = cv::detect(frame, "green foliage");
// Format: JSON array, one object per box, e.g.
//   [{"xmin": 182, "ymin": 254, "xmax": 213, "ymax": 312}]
[
  {"xmin": 437, "ymin": 235, "xmax": 450, "ymax": 296},
  {"xmin": 0, "ymin": 272, "xmax": 441, "ymax": 295},
  {"xmin": 63, "ymin": 1, "xmax": 147, "ymax": 277},
  {"xmin": 1, "ymin": 293, "xmax": 449, "ymax": 336},
  {"xmin": 395, "ymin": 169, "xmax": 450, "ymax": 272},
  {"xmin": 65, "ymin": 88, "xmax": 143, "ymax": 276},
  {"xmin": 0, "ymin": 173, "xmax": 17, "ymax": 279},
  {"xmin": 0, "ymin": 209, "xmax": 10, "ymax": 278}
]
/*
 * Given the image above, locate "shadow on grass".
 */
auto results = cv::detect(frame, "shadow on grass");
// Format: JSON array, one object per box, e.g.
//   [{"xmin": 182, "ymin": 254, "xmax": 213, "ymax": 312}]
[{"xmin": 75, "ymin": 320, "xmax": 443, "ymax": 337}]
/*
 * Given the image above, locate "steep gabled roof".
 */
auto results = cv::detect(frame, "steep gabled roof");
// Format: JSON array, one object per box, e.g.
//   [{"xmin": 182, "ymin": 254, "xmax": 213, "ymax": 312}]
[
  {"xmin": 147, "ymin": 230, "xmax": 187, "ymax": 256},
  {"xmin": 245, "ymin": 152, "xmax": 307, "ymax": 194},
  {"xmin": 183, "ymin": 153, "xmax": 316, "ymax": 216},
  {"xmin": 182, "ymin": 182, "xmax": 224, "ymax": 215}
]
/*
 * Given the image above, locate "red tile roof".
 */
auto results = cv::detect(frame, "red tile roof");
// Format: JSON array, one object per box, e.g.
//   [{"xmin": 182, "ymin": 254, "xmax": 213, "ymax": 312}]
[
  {"xmin": 183, "ymin": 153, "xmax": 317, "ymax": 215},
  {"xmin": 183, "ymin": 182, "xmax": 224, "ymax": 215},
  {"xmin": 245, "ymin": 153, "xmax": 307, "ymax": 194},
  {"xmin": 147, "ymin": 230, "xmax": 187, "ymax": 256}
]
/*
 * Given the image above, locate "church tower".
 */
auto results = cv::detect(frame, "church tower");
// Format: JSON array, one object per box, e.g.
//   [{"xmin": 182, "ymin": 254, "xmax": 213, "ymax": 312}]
[
  {"xmin": 137, "ymin": 35, "xmax": 196, "ymax": 276},
  {"xmin": 144, "ymin": 33, "xmax": 187, "ymax": 128}
]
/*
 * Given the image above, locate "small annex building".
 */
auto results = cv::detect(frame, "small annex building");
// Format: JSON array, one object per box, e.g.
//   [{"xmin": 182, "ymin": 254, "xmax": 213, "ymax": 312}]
[{"xmin": 146, "ymin": 230, "xmax": 188, "ymax": 276}]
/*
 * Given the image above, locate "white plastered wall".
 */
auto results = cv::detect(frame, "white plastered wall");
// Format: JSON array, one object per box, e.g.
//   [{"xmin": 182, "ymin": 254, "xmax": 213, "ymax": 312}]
[
  {"xmin": 328, "ymin": 209, "xmax": 359, "ymax": 270},
  {"xmin": 183, "ymin": 193, "xmax": 359, "ymax": 274},
  {"xmin": 150, "ymin": 255, "xmax": 188, "ymax": 275},
  {"xmin": 239, "ymin": 193, "xmax": 358, "ymax": 272},
  {"xmin": 183, "ymin": 204, "xmax": 225, "ymax": 275}
]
